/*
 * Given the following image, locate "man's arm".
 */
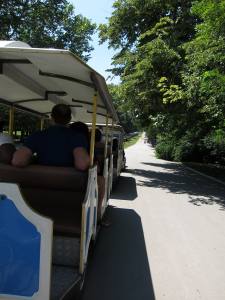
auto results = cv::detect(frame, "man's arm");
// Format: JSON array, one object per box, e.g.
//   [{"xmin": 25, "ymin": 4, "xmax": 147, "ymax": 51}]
[
  {"xmin": 11, "ymin": 146, "xmax": 33, "ymax": 167},
  {"xmin": 73, "ymin": 147, "xmax": 90, "ymax": 171},
  {"xmin": 0, "ymin": 143, "xmax": 16, "ymax": 164}
]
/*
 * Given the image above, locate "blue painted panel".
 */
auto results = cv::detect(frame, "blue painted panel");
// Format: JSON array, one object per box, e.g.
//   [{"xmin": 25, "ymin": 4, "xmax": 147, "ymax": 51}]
[{"xmin": 0, "ymin": 195, "xmax": 40, "ymax": 297}]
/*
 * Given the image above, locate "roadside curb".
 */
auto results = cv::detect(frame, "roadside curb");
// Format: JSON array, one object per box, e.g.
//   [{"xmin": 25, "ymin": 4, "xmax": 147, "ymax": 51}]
[{"xmin": 183, "ymin": 164, "xmax": 225, "ymax": 187}]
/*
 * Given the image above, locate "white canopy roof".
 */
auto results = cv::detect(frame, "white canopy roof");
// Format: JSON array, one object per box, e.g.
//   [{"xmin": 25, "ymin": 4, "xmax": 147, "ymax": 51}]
[{"xmin": 0, "ymin": 41, "xmax": 119, "ymax": 124}]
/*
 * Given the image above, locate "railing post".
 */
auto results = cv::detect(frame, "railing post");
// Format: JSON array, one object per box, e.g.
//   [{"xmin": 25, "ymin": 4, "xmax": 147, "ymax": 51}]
[
  {"xmin": 104, "ymin": 113, "xmax": 109, "ymax": 159},
  {"xmin": 110, "ymin": 120, "xmax": 114, "ymax": 155},
  {"xmin": 89, "ymin": 92, "xmax": 98, "ymax": 166},
  {"xmin": 8, "ymin": 106, "xmax": 15, "ymax": 136},
  {"xmin": 40, "ymin": 117, "xmax": 44, "ymax": 130}
]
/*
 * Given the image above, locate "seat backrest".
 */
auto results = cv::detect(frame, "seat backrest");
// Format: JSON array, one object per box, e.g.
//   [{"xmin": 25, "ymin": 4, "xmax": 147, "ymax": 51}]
[
  {"xmin": 0, "ymin": 164, "xmax": 87, "ymax": 190},
  {"xmin": 0, "ymin": 164, "xmax": 88, "ymax": 236}
]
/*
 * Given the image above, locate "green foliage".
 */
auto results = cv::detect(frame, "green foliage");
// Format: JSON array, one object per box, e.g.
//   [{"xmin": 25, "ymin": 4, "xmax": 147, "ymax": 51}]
[
  {"xmin": 0, "ymin": 0, "xmax": 96, "ymax": 61},
  {"xmin": 192, "ymin": 0, "xmax": 225, "ymax": 39},
  {"xmin": 100, "ymin": 0, "xmax": 225, "ymax": 165},
  {"xmin": 0, "ymin": 104, "xmax": 39, "ymax": 138},
  {"xmin": 140, "ymin": 17, "xmax": 174, "ymax": 43},
  {"xmin": 202, "ymin": 130, "xmax": 225, "ymax": 165},
  {"xmin": 99, "ymin": 0, "xmax": 196, "ymax": 51},
  {"xmin": 146, "ymin": 123, "xmax": 157, "ymax": 145},
  {"xmin": 173, "ymin": 135, "xmax": 199, "ymax": 162},
  {"xmin": 155, "ymin": 134, "xmax": 176, "ymax": 161},
  {"xmin": 124, "ymin": 133, "xmax": 141, "ymax": 149},
  {"xmin": 99, "ymin": 0, "xmax": 196, "ymax": 131},
  {"xmin": 157, "ymin": 77, "xmax": 183, "ymax": 104},
  {"xmin": 108, "ymin": 83, "xmax": 138, "ymax": 132}
]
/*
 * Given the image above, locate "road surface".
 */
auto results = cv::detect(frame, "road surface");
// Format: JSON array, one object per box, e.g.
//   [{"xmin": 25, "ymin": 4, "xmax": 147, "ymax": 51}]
[{"xmin": 82, "ymin": 136, "xmax": 225, "ymax": 300}]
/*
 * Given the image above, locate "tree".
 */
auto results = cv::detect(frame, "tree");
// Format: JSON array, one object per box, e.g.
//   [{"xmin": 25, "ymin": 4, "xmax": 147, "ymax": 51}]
[
  {"xmin": 99, "ymin": 0, "xmax": 197, "ymax": 127},
  {"xmin": 98, "ymin": 1, "xmax": 225, "ymax": 164},
  {"xmin": 183, "ymin": 0, "xmax": 225, "ymax": 128},
  {"xmin": 0, "ymin": 0, "xmax": 96, "ymax": 61},
  {"xmin": 180, "ymin": 0, "xmax": 225, "ymax": 163},
  {"xmin": 99, "ymin": 0, "xmax": 196, "ymax": 50},
  {"xmin": 108, "ymin": 83, "xmax": 138, "ymax": 132}
]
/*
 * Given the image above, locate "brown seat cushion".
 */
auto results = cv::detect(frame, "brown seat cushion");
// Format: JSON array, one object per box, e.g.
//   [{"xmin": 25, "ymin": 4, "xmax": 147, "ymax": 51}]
[
  {"xmin": 32, "ymin": 204, "xmax": 82, "ymax": 236},
  {"xmin": 21, "ymin": 187, "xmax": 84, "ymax": 237},
  {"xmin": 0, "ymin": 164, "xmax": 87, "ymax": 190}
]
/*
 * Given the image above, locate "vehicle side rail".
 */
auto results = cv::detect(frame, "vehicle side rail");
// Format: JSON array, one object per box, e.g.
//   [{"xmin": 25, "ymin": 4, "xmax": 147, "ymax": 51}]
[
  {"xmin": 101, "ymin": 157, "xmax": 109, "ymax": 218},
  {"xmin": 108, "ymin": 154, "xmax": 113, "ymax": 196},
  {"xmin": 79, "ymin": 166, "xmax": 98, "ymax": 274}
]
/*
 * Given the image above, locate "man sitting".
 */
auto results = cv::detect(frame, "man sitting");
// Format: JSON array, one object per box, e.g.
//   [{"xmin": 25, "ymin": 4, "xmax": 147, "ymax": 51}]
[{"xmin": 12, "ymin": 104, "xmax": 90, "ymax": 171}]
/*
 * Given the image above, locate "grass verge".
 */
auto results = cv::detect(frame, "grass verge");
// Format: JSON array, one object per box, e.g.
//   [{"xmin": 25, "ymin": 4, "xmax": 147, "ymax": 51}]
[
  {"xmin": 124, "ymin": 133, "xmax": 142, "ymax": 149},
  {"xmin": 184, "ymin": 162, "xmax": 225, "ymax": 182}
]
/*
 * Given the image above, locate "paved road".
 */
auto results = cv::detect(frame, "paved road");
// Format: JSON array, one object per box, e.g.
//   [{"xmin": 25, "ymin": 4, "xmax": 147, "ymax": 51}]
[{"xmin": 82, "ymin": 137, "xmax": 225, "ymax": 300}]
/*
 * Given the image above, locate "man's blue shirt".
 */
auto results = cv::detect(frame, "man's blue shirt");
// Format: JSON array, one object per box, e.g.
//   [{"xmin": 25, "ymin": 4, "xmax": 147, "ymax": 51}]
[{"xmin": 24, "ymin": 125, "xmax": 88, "ymax": 167}]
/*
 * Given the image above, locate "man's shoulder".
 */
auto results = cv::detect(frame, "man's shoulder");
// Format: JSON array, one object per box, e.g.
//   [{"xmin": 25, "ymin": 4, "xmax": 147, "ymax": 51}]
[
  {"xmin": 24, "ymin": 130, "xmax": 45, "ymax": 146},
  {"xmin": 69, "ymin": 131, "xmax": 89, "ymax": 150},
  {"xmin": 28, "ymin": 130, "xmax": 45, "ymax": 138}
]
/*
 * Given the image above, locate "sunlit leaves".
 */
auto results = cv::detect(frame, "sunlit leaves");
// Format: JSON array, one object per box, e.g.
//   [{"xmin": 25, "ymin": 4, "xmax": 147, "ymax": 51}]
[
  {"xmin": 158, "ymin": 77, "xmax": 183, "ymax": 104},
  {"xmin": 0, "ymin": 0, "xmax": 96, "ymax": 61},
  {"xmin": 101, "ymin": 0, "xmax": 225, "ymax": 163}
]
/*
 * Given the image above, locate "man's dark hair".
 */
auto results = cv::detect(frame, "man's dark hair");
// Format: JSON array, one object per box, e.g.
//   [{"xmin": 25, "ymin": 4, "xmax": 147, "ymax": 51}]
[
  {"xmin": 51, "ymin": 104, "xmax": 71, "ymax": 125},
  {"xmin": 0, "ymin": 121, "xmax": 4, "ymax": 132}
]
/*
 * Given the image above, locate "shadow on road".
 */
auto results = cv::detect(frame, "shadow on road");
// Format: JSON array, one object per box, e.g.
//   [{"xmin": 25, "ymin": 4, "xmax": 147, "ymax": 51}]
[
  {"xmin": 127, "ymin": 162, "xmax": 225, "ymax": 210},
  {"xmin": 82, "ymin": 206, "xmax": 155, "ymax": 300},
  {"xmin": 141, "ymin": 161, "xmax": 179, "ymax": 170},
  {"xmin": 111, "ymin": 175, "xmax": 137, "ymax": 201}
]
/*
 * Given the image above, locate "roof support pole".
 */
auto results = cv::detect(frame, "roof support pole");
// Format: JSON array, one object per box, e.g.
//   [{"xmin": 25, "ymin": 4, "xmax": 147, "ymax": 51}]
[
  {"xmin": 110, "ymin": 120, "xmax": 114, "ymax": 155},
  {"xmin": 90, "ymin": 92, "xmax": 98, "ymax": 166},
  {"xmin": 104, "ymin": 113, "xmax": 109, "ymax": 159},
  {"xmin": 40, "ymin": 117, "xmax": 44, "ymax": 130},
  {"xmin": 8, "ymin": 106, "xmax": 14, "ymax": 136}
]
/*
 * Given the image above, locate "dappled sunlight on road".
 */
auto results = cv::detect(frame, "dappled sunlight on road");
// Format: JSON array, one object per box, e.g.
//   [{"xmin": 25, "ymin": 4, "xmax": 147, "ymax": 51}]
[
  {"xmin": 84, "ymin": 138, "xmax": 225, "ymax": 300},
  {"xmin": 123, "ymin": 150, "xmax": 225, "ymax": 210}
]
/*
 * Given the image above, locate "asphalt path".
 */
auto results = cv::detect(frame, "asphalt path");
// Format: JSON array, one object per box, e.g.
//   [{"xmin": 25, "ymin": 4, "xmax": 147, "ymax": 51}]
[{"xmin": 82, "ymin": 136, "xmax": 225, "ymax": 300}]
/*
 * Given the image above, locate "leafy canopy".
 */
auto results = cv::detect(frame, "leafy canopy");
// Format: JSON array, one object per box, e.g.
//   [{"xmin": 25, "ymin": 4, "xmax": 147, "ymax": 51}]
[
  {"xmin": 0, "ymin": 0, "xmax": 96, "ymax": 61},
  {"xmin": 100, "ymin": 0, "xmax": 225, "ymax": 163}
]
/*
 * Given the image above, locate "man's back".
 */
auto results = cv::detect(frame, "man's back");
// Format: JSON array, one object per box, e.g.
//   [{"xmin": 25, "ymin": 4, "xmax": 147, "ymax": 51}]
[
  {"xmin": 12, "ymin": 104, "xmax": 90, "ymax": 170},
  {"xmin": 24, "ymin": 125, "xmax": 88, "ymax": 167}
]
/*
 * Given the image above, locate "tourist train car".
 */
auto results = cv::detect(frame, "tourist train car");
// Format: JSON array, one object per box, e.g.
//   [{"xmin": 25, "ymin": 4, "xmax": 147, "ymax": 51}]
[
  {"xmin": 93, "ymin": 123, "xmax": 126, "ymax": 181},
  {"xmin": 86, "ymin": 123, "xmax": 126, "ymax": 214},
  {"xmin": 110, "ymin": 125, "xmax": 126, "ymax": 180},
  {"xmin": 0, "ymin": 41, "xmax": 119, "ymax": 300}
]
